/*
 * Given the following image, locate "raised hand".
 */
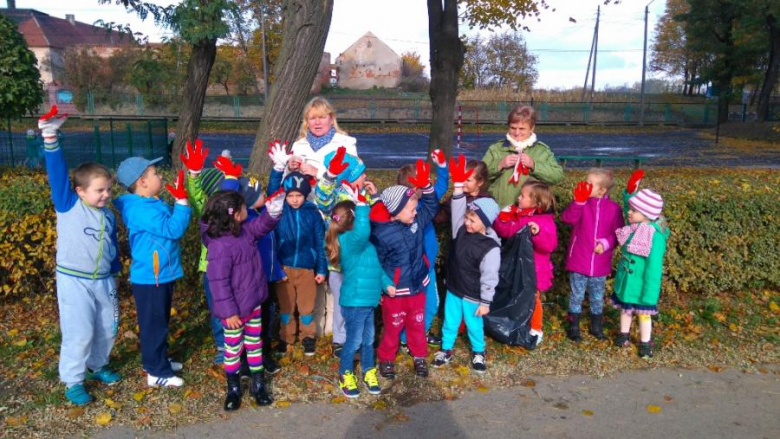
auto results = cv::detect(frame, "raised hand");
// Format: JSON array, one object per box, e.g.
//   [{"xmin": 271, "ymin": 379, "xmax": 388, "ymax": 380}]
[
  {"xmin": 327, "ymin": 146, "xmax": 349, "ymax": 177},
  {"xmin": 573, "ymin": 181, "xmax": 593, "ymax": 203},
  {"xmin": 265, "ymin": 187, "xmax": 286, "ymax": 218},
  {"xmin": 449, "ymin": 153, "xmax": 473, "ymax": 188},
  {"xmin": 213, "ymin": 155, "xmax": 242, "ymax": 179},
  {"xmin": 38, "ymin": 105, "xmax": 68, "ymax": 140},
  {"xmin": 342, "ymin": 182, "xmax": 367, "ymax": 205},
  {"xmin": 406, "ymin": 159, "xmax": 431, "ymax": 189},
  {"xmin": 166, "ymin": 170, "xmax": 188, "ymax": 201},
  {"xmin": 180, "ymin": 139, "xmax": 209, "ymax": 173},
  {"xmin": 431, "ymin": 149, "xmax": 446, "ymax": 168},
  {"xmin": 627, "ymin": 169, "xmax": 645, "ymax": 194},
  {"xmin": 267, "ymin": 139, "xmax": 291, "ymax": 171}
]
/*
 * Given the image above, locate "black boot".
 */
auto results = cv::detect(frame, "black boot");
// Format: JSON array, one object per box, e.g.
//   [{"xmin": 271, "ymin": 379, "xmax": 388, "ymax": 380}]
[
  {"xmin": 589, "ymin": 314, "xmax": 606, "ymax": 340},
  {"xmin": 224, "ymin": 373, "xmax": 242, "ymax": 411},
  {"xmin": 239, "ymin": 351, "xmax": 251, "ymax": 379},
  {"xmin": 566, "ymin": 313, "xmax": 582, "ymax": 342},
  {"xmin": 250, "ymin": 370, "xmax": 273, "ymax": 406}
]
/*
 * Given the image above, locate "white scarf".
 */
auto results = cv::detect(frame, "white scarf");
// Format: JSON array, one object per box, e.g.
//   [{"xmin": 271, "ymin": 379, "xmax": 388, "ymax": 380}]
[{"xmin": 506, "ymin": 133, "xmax": 537, "ymax": 152}]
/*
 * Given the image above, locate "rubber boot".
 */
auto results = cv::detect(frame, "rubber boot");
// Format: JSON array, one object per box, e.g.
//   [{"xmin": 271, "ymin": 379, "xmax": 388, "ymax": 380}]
[
  {"xmin": 224, "ymin": 373, "xmax": 242, "ymax": 411},
  {"xmin": 589, "ymin": 314, "xmax": 607, "ymax": 340},
  {"xmin": 566, "ymin": 313, "xmax": 582, "ymax": 342},
  {"xmin": 250, "ymin": 371, "xmax": 273, "ymax": 406},
  {"xmin": 239, "ymin": 351, "xmax": 251, "ymax": 379}
]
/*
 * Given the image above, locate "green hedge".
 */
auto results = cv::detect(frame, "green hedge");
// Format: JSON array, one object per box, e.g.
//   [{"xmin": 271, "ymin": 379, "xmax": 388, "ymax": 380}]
[{"xmin": 0, "ymin": 167, "xmax": 777, "ymax": 302}]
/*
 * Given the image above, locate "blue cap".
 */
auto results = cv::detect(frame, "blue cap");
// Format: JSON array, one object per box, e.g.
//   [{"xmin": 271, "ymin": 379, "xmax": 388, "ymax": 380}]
[
  {"xmin": 324, "ymin": 151, "xmax": 366, "ymax": 183},
  {"xmin": 117, "ymin": 156, "xmax": 163, "ymax": 187}
]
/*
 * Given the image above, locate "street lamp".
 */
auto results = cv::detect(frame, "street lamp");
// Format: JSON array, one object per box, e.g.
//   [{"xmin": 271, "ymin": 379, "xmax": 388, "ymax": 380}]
[{"xmin": 639, "ymin": 0, "xmax": 656, "ymax": 127}]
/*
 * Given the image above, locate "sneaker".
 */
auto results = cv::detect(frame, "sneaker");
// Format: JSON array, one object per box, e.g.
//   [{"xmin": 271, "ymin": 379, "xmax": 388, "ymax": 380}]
[
  {"xmin": 264, "ymin": 358, "xmax": 282, "ymax": 375},
  {"xmin": 426, "ymin": 332, "xmax": 442, "ymax": 347},
  {"xmin": 529, "ymin": 329, "xmax": 543, "ymax": 347},
  {"xmin": 87, "ymin": 368, "xmax": 121, "ymax": 385},
  {"xmin": 363, "ymin": 367, "xmax": 381, "ymax": 395},
  {"xmin": 303, "ymin": 337, "xmax": 316, "ymax": 356},
  {"xmin": 471, "ymin": 352, "xmax": 487, "ymax": 373},
  {"xmin": 615, "ymin": 332, "xmax": 631, "ymax": 347},
  {"xmin": 638, "ymin": 341, "xmax": 654, "ymax": 359},
  {"xmin": 65, "ymin": 383, "xmax": 93, "ymax": 406},
  {"xmin": 413, "ymin": 358, "xmax": 429, "ymax": 378},
  {"xmin": 379, "ymin": 362, "xmax": 396, "ymax": 380},
  {"xmin": 276, "ymin": 341, "xmax": 288, "ymax": 355},
  {"xmin": 339, "ymin": 371, "xmax": 360, "ymax": 398},
  {"xmin": 147, "ymin": 374, "xmax": 184, "ymax": 388},
  {"xmin": 433, "ymin": 350, "xmax": 453, "ymax": 368},
  {"xmin": 332, "ymin": 343, "xmax": 344, "ymax": 359}
]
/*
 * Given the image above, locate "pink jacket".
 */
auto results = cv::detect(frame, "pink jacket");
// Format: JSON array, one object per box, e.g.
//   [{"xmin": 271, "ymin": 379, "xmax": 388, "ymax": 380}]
[
  {"xmin": 561, "ymin": 196, "xmax": 624, "ymax": 277},
  {"xmin": 493, "ymin": 212, "xmax": 558, "ymax": 292}
]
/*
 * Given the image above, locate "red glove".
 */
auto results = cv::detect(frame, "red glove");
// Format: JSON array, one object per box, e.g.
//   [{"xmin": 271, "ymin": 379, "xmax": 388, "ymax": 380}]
[
  {"xmin": 327, "ymin": 146, "xmax": 349, "ymax": 177},
  {"xmin": 449, "ymin": 154, "xmax": 474, "ymax": 186},
  {"xmin": 627, "ymin": 169, "xmax": 645, "ymax": 194},
  {"xmin": 180, "ymin": 139, "xmax": 209, "ymax": 173},
  {"xmin": 166, "ymin": 170, "xmax": 188, "ymax": 201},
  {"xmin": 573, "ymin": 181, "xmax": 593, "ymax": 203},
  {"xmin": 407, "ymin": 159, "xmax": 431, "ymax": 189},
  {"xmin": 498, "ymin": 205, "xmax": 518, "ymax": 222},
  {"xmin": 214, "ymin": 155, "xmax": 242, "ymax": 179},
  {"xmin": 431, "ymin": 149, "xmax": 446, "ymax": 168}
]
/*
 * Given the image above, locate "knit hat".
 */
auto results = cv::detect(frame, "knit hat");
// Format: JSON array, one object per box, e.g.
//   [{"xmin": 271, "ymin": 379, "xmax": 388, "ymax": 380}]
[
  {"xmin": 469, "ymin": 197, "xmax": 500, "ymax": 229},
  {"xmin": 628, "ymin": 189, "xmax": 664, "ymax": 220},
  {"xmin": 238, "ymin": 176, "xmax": 264, "ymax": 207},
  {"xmin": 324, "ymin": 150, "xmax": 366, "ymax": 183},
  {"xmin": 283, "ymin": 171, "xmax": 312, "ymax": 198},
  {"xmin": 380, "ymin": 185, "xmax": 416, "ymax": 216}
]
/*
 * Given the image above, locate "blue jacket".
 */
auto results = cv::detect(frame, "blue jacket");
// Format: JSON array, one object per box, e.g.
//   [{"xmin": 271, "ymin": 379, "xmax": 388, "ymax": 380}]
[
  {"xmin": 276, "ymin": 200, "xmax": 328, "ymax": 276},
  {"xmin": 114, "ymin": 194, "xmax": 191, "ymax": 285},
  {"xmin": 369, "ymin": 184, "xmax": 439, "ymax": 296},
  {"xmin": 422, "ymin": 164, "xmax": 449, "ymax": 265},
  {"xmin": 339, "ymin": 205, "xmax": 394, "ymax": 307}
]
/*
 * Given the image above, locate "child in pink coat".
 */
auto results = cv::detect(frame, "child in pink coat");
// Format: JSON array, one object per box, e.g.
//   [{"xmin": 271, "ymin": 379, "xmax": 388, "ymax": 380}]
[{"xmin": 493, "ymin": 180, "xmax": 558, "ymax": 347}]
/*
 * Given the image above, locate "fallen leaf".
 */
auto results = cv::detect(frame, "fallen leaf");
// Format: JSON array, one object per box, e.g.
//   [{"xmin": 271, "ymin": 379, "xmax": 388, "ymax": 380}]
[
  {"xmin": 664, "ymin": 396, "xmax": 673, "ymax": 402},
  {"xmin": 647, "ymin": 404, "xmax": 663, "ymax": 413},
  {"xmin": 553, "ymin": 402, "xmax": 570, "ymax": 410},
  {"xmin": 67, "ymin": 407, "xmax": 85, "ymax": 418},
  {"xmin": 7, "ymin": 329, "xmax": 18, "ymax": 336},
  {"xmin": 13, "ymin": 338, "xmax": 27, "ymax": 347},
  {"xmin": 5, "ymin": 416, "xmax": 27, "ymax": 426},
  {"xmin": 521, "ymin": 379, "xmax": 536, "ymax": 388},
  {"xmin": 392, "ymin": 413, "xmax": 410, "ymax": 422},
  {"xmin": 728, "ymin": 323, "xmax": 738, "ymax": 332},
  {"xmin": 185, "ymin": 390, "xmax": 202, "ymax": 400},
  {"xmin": 276, "ymin": 401, "xmax": 290, "ymax": 408},
  {"xmin": 477, "ymin": 385, "xmax": 489, "ymax": 393},
  {"xmin": 168, "ymin": 403, "xmax": 182, "ymax": 414},
  {"xmin": 331, "ymin": 396, "xmax": 346, "ymax": 404},
  {"xmin": 95, "ymin": 412, "xmax": 112, "ymax": 426},
  {"xmin": 582, "ymin": 409, "xmax": 594, "ymax": 416},
  {"xmin": 769, "ymin": 301, "xmax": 779, "ymax": 313},
  {"xmin": 456, "ymin": 366, "xmax": 470, "ymax": 377},
  {"xmin": 104, "ymin": 398, "xmax": 122, "ymax": 410},
  {"xmin": 132, "ymin": 391, "xmax": 146, "ymax": 402},
  {"xmin": 708, "ymin": 365, "xmax": 725, "ymax": 373},
  {"xmin": 170, "ymin": 307, "xmax": 177, "ymax": 317},
  {"xmin": 372, "ymin": 400, "xmax": 387, "ymax": 410}
]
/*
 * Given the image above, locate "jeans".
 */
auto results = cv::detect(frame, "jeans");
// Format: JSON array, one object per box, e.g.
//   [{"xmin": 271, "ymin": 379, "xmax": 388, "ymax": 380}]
[
  {"xmin": 339, "ymin": 306, "xmax": 376, "ymax": 375},
  {"xmin": 203, "ymin": 273, "xmax": 225, "ymax": 349},
  {"xmin": 568, "ymin": 272, "xmax": 607, "ymax": 314}
]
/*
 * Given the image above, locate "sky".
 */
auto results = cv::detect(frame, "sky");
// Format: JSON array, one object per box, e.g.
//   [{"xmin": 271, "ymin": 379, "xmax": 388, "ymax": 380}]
[{"xmin": 3, "ymin": 0, "xmax": 669, "ymax": 90}]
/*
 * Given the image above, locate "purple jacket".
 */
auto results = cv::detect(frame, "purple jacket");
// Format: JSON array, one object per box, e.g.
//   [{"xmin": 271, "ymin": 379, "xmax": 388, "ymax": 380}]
[
  {"xmin": 202, "ymin": 212, "xmax": 280, "ymax": 319},
  {"xmin": 561, "ymin": 196, "xmax": 624, "ymax": 277}
]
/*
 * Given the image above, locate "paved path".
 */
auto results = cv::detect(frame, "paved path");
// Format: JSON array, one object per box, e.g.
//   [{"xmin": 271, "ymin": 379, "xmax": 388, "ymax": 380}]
[{"xmin": 96, "ymin": 367, "xmax": 780, "ymax": 439}]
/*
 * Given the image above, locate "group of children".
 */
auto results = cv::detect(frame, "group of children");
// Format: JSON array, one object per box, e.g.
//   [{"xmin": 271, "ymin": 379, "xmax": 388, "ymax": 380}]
[{"xmin": 44, "ymin": 98, "xmax": 669, "ymax": 410}]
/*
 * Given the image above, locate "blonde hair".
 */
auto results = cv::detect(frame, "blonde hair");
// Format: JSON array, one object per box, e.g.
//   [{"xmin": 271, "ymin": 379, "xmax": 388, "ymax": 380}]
[
  {"xmin": 522, "ymin": 180, "xmax": 556, "ymax": 213},
  {"xmin": 297, "ymin": 97, "xmax": 347, "ymax": 140},
  {"xmin": 324, "ymin": 201, "xmax": 356, "ymax": 269},
  {"xmin": 588, "ymin": 167, "xmax": 615, "ymax": 193}
]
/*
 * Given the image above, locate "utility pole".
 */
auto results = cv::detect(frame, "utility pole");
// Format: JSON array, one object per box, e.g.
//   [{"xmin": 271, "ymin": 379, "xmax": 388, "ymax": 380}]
[
  {"xmin": 260, "ymin": 1, "xmax": 270, "ymax": 105},
  {"xmin": 581, "ymin": 10, "xmax": 598, "ymax": 103},
  {"xmin": 589, "ymin": 5, "xmax": 600, "ymax": 107},
  {"xmin": 639, "ymin": 0, "xmax": 656, "ymax": 126}
]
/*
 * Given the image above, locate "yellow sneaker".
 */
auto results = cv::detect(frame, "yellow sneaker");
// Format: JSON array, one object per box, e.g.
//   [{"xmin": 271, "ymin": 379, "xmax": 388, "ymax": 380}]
[
  {"xmin": 339, "ymin": 371, "xmax": 360, "ymax": 398},
  {"xmin": 363, "ymin": 367, "xmax": 381, "ymax": 395}
]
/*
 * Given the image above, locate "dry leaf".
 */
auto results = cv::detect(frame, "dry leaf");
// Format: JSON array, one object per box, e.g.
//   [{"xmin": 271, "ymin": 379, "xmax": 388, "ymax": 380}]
[
  {"xmin": 132, "ymin": 391, "xmax": 146, "ymax": 402},
  {"xmin": 582, "ymin": 409, "xmax": 594, "ymax": 416},
  {"xmin": 168, "ymin": 403, "xmax": 182, "ymax": 414},
  {"xmin": 647, "ymin": 404, "xmax": 663, "ymax": 413},
  {"xmin": 456, "ymin": 366, "xmax": 470, "ymax": 377},
  {"xmin": 67, "ymin": 407, "xmax": 85, "ymax": 418},
  {"xmin": 372, "ymin": 400, "xmax": 387, "ymax": 410},
  {"xmin": 185, "ymin": 390, "xmax": 202, "ymax": 400},
  {"xmin": 331, "ymin": 396, "xmax": 346, "ymax": 404},
  {"xmin": 769, "ymin": 301, "xmax": 779, "ymax": 313},
  {"xmin": 95, "ymin": 412, "xmax": 112, "ymax": 426},
  {"xmin": 7, "ymin": 329, "xmax": 18, "ymax": 336},
  {"xmin": 477, "ymin": 385, "xmax": 489, "ymax": 393},
  {"xmin": 708, "ymin": 365, "xmax": 725, "ymax": 373},
  {"xmin": 104, "ymin": 398, "xmax": 122, "ymax": 410},
  {"xmin": 13, "ymin": 338, "xmax": 27, "ymax": 347},
  {"xmin": 276, "ymin": 401, "xmax": 291, "ymax": 408},
  {"xmin": 521, "ymin": 379, "xmax": 536, "ymax": 388},
  {"xmin": 5, "ymin": 415, "xmax": 27, "ymax": 426},
  {"xmin": 664, "ymin": 396, "xmax": 673, "ymax": 402}
]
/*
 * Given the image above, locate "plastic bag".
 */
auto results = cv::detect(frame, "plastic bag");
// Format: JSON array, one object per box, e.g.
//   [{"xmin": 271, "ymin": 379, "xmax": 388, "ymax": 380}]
[{"xmin": 484, "ymin": 227, "xmax": 538, "ymax": 348}]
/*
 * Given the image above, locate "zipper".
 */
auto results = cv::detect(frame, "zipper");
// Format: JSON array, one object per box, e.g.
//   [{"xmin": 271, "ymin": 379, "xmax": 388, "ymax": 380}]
[
  {"xmin": 93, "ymin": 211, "xmax": 106, "ymax": 280},
  {"xmin": 293, "ymin": 209, "xmax": 300, "ymax": 267},
  {"xmin": 569, "ymin": 236, "xmax": 577, "ymax": 258},
  {"xmin": 590, "ymin": 198, "xmax": 601, "ymax": 276}
]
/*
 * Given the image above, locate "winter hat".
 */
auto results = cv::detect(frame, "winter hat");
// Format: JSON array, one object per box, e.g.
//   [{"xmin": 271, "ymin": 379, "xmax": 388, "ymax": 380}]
[
  {"xmin": 238, "ymin": 176, "xmax": 264, "ymax": 207},
  {"xmin": 283, "ymin": 171, "xmax": 312, "ymax": 198},
  {"xmin": 469, "ymin": 197, "xmax": 500, "ymax": 229},
  {"xmin": 324, "ymin": 150, "xmax": 366, "ymax": 183},
  {"xmin": 628, "ymin": 189, "xmax": 664, "ymax": 220},
  {"xmin": 381, "ymin": 185, "xmax": 417, "ymax": 216}
]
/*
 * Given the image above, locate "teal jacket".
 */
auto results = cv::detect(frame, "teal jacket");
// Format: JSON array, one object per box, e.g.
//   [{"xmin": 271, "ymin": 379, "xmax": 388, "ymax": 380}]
[
  {"xmin": 114, "ymin": 194, "xmax": 191, "ymax": 285},
  {"xmin": 338, "ymin": 205, "xmax": 394, "ymax": 308}
]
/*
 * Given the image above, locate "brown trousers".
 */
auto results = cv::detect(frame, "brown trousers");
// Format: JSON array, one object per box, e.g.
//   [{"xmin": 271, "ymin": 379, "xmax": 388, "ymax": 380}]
[{"xmin": 277, "ymin": 266, "xmax": 317, "ymax": 343}]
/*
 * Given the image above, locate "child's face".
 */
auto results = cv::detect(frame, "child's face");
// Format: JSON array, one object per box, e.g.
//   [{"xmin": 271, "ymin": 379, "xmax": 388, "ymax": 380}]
[
  {"xmin": 463, "ymin": 172, "xmax": 483, "ymax": 196},
  {"xmin": 137, "ymin": 166, "xmax": 163, "ymax": 197},
  {"xmin": 234, "ymin": 204, "xmax": 248, "ymax": 223},
  {"xmin": 286, "ymin": 192, "xmax": 305, "ymax": 209},
  {"xmin": 627, "ymin": 207, "xmax": 650, "ymax": 224},
  {"xmin": 586, "ymin": 173, "xmax": 608, "ymax": 198},
  {"xmin": 307, "ymin": 110, "xmax": 334, "ymax": 137},
  {"xmin": 464, "ymin": 211, "xmax": 486, "ymax": 234},
  {"xmin": 393, "ymin": 198, "xmax": 418, "ymax": 225},
  {"xmin": 508, "ymin": 121, "xmax": 534, "ymax": 142},
  {"xmin": 517, "ymin": 186, "xmax": 536, "ymax": 210},
  {"xmin": 76, "ymin": 176, "xmax": 113, "ymax": 208}
]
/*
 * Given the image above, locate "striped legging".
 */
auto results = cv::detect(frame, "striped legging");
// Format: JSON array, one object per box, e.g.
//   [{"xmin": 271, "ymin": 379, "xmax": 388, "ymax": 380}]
[{"xmin": 222, "ymin": 306, "xmax": 263, "ymax": 375}]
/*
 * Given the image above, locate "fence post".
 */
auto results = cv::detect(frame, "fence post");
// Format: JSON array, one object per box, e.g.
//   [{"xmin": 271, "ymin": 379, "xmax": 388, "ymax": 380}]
[
  {"xmin": 126, "ymin": 123, "xmax": 134, "ymax": 156},
  {"xmin": 87, "ymin": 92, "xmax": 95, "ymax": 115},
  {"xmin": 234, "ymin": 96, "xmax": 240, "ymax": 118},
  {"xmin": 6, "ymin": 119, "xmax": 14, "ymax": 167},
  {"xmin": 703, "ymin": 103, "xmax": 710, "ymax": 125},
  {"xmin": 137, "ymin": 95, "xmax": 145, "ymax": 116},
  {"xmin": 540, "ymin": 102, "xmax": 548, "ymax": 121},
  {"xmin": 93, "ymin": 124, "xmax": 103, "ymax": 164},
  {"xmin": 624, "ymin": 103, "xmax": 632, "ymax": 123},
  {"xmin": 370, "ymin": 99, "xmax": 376, "ymax": 119},
  {"xmin": 414, "ymin": 98, "xmax": 421, "ymax": 120},
  {"xmin": 664, "ymin": 104, "xmax": 671, "ymax": 124},
  {"xmin": 583, "ymin": 103, "xmax": 590, "ymax": 123},
  {"xmin": 147, "ymin": 120, "xmax": 154, "ymax": 157},
  {"xmin": 741, "ymin": 103, "xmax": 747, "ymax": 122},
  {"xmin": 109, "ymin": 118, "xmax": 116, "ymax": 168}
]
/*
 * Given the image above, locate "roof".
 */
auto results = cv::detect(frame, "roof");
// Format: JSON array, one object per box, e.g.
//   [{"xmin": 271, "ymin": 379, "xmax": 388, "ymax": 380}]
[
  {"xmin": 1, "ymin": 9, "xmax": 135, "ymax": 49},
  {"xmin": 337, "ymin": 31, "xmax": 401, "ymax": 60}
]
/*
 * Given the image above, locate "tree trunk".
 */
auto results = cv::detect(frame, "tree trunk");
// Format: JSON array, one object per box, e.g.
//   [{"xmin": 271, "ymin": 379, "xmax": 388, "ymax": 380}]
[
  {"xmin": 172, "ymin": 38, "xmax": 217, "ymax": 168},
  {"xmin": 247, "ymin": 0, "xmax": 334, "ymax": 174},
  {"xmin": 427, "ymin": 0, "xmax": 464, "ymax": 157},
  {"xmin": 757, "ymin": 11, "xmax": 780, "ymax": 121}
]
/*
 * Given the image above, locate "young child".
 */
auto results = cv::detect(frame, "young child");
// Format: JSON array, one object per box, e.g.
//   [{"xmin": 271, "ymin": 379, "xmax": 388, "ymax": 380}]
[
  {"xmin": 561, "ymin": 168, "xmax": 625, "ymax": 342},
  {"xmin": 434, "ymin": 159, "xmax": 493, "ymax": 225},
  {"xmin": 275, "ymin": 171, "xmax": 328, "ymax": 356},
  {"xmin": 612, "ymin": 171, "xmax": 669, "ymax": 359},
  {"xmin": 370, "ymin": 160, "xmax": 439, "ymax": 378},
  {"xmin": 40, "ymin": 106, "xmax": 121, "ymax": 406},
  {"xmin": 493, "ymin": 180, "xmax": 558, "ymax": 347},
  {"xmin": 326, "ymin": 195, "xmax": 395, "ymax": 398},
  {"xmin": 201, "ymin": 189, "xmax": 285, "ymax": 410},
  {"xmin": 433, "ymin": 155, "xmax": 501, "ymax": 373},
  {"xmin": 114, "ymin": 158, "xmax": 191, "ymax": 387}
]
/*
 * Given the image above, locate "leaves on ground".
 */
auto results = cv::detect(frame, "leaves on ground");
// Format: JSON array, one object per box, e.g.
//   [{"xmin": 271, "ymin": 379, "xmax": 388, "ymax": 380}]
[{"xmin": 647, "ymin": 405, "xmax": 663, "ymax": 414}]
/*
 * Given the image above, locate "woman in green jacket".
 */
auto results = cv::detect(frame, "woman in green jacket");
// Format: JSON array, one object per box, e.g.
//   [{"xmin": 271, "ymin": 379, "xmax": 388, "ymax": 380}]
[{"xmin": 482, "ymin": 105, "xmax": 564, "ymax": 208}]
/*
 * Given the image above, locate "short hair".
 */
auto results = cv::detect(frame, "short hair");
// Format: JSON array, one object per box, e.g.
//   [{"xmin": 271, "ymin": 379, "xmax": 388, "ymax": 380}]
[
  {"xmin": 72, "ymin": 162, "xmax": 113, "ymax": 191},
  {"xmin": 588, "ymin": 167, "xmax": 615, "ymax": 193},
  {"xmin": 507, "ymin": 105, "xmax": 537, "ymax": 128},
  {"xmin": 396, "ymin": 163, "xmax": 416, "ymax": 188},
  {"xmin": 522, "ymin": 179, "xmax": 556, "ymax": 213}
]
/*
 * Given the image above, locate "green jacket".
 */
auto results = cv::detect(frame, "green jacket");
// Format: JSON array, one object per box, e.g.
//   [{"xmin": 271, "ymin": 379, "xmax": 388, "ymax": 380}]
[
  {"xmin": 186, "ymin": 172, "xmax": 209, "ymax": 273},
  {"xmin": 482, "ymin": 139, "xmax": 564, "ymax": 208},
  {"xmin": 613, "ymin": 191, "xmax": 669, "ymax": 307}
]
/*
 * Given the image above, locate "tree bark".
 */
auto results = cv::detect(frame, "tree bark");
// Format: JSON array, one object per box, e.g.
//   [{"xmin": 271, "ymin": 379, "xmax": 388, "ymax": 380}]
[
  {"xmin": 247, "ymin": 0, "xmax": 334, "ymax": 174},
  {"xmin": 428, "ymin": 0, "xmax": 464, "ymax": 157},
  {"xmin": 172, "ymin": 37, "xmax": 217, "ymax": 168},
  {"xmin": 757, "ymin": 11, "xmax": 780, "ymax": 121}
]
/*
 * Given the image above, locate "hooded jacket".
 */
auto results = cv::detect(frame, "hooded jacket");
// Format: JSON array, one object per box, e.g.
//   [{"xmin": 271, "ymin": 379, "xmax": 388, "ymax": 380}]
[{"xmin": 561, "ymin": 195, "xmax": 625, "ymax": 277}]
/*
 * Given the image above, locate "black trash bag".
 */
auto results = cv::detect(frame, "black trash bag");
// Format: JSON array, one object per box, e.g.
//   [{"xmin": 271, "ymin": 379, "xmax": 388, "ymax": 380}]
[{"xmin": 484, "ymin": 227, "xmax": 538, "ymax": 348}]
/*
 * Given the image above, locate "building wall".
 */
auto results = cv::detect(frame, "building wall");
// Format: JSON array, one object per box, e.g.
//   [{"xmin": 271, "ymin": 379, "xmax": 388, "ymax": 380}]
[{"xmin": 335, "ymin": 35, "xmax": 401, "ymax": 90}]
